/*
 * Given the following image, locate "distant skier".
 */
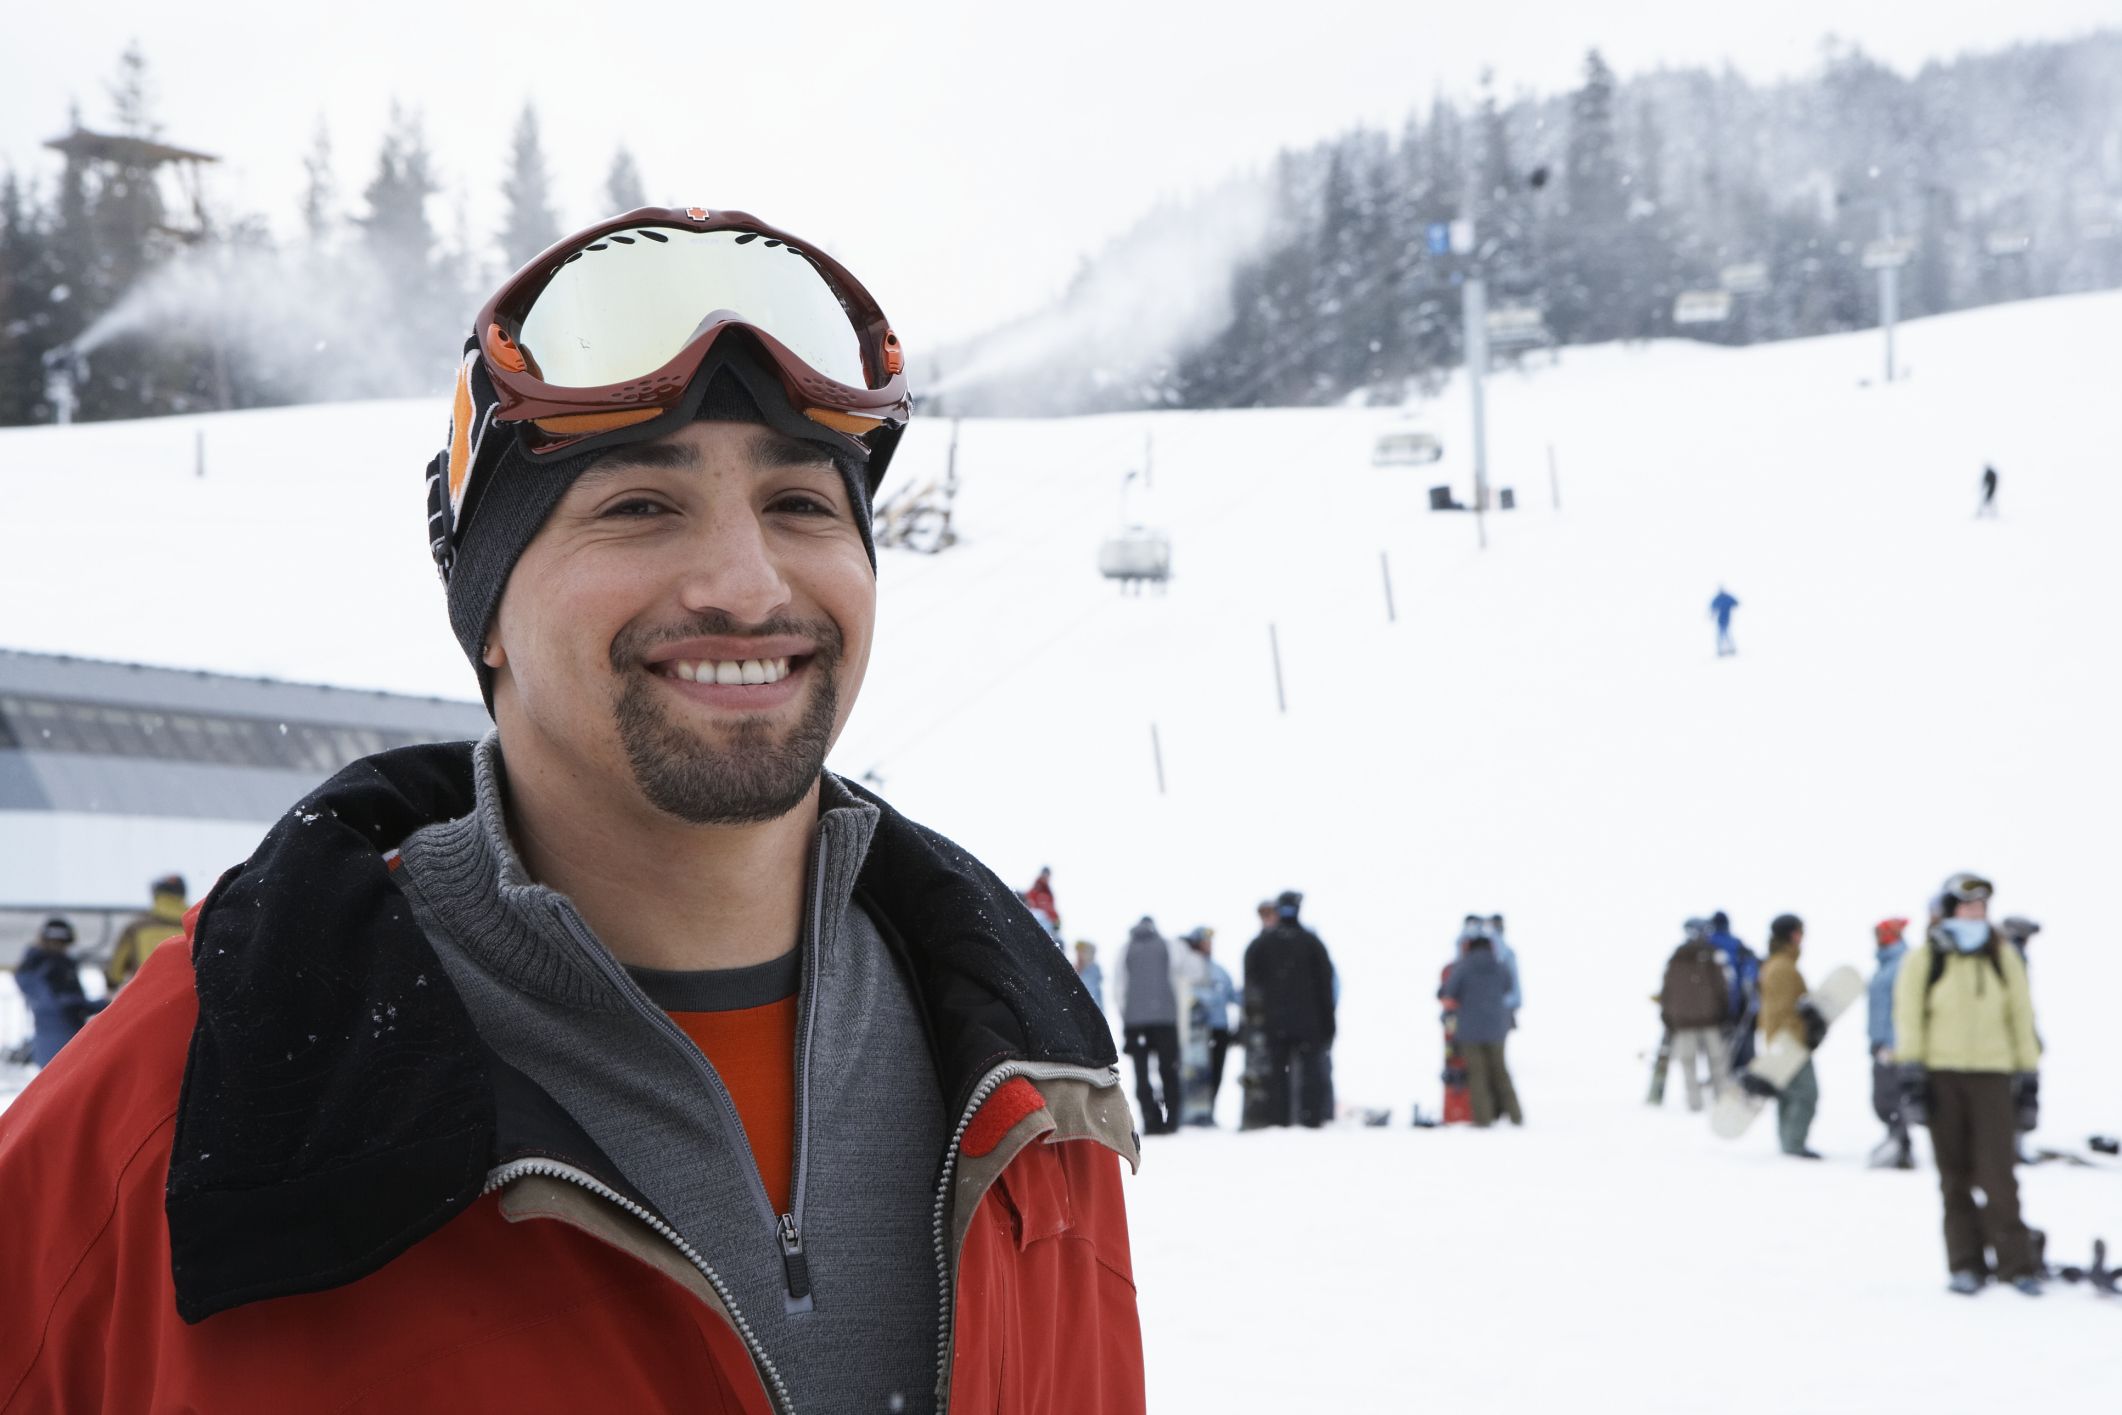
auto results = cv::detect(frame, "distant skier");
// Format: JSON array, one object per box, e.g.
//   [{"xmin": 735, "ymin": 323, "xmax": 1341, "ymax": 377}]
[
  {"xmin": 1486, "ymin": 913, "xmax": 1522, "ymax": 1025},
  {"xmin": 14, "ymin": 918, "xmax": 107, "ymax": 1067},
  {"xmin": 105, "ymin": 874, "xmax": 188, "ymax": 990},
  {"xmin": 1709, "ymin": 588, "xmax": 1740, "ymax": 657},
  {"xmin": 1893, "ymin": 871, "xmax": 2043, "ymax": 1295},
  {"xmin": 1977, "ymin": 464, "xmax": 1999, "ymax": 518},
  {"xmin": 1021, "ymin": 866, "xmax": 1061, "ymax": 939},
  {"xmin": 1113, "ymin": 916, "xmax": 1184, "ymax": 1136},
  {"xmin": 1072, "ymin": 940, "xmax": 1105, "ymax": 1017},
  {"xmin": 1757, "ymin": 913, "xmax": 1822, "ymax": 1159},
  {"xmin": 1440, "ymin": 933, "xmax": 1524, "ymax": 1126},
  {"xmin": 1658, "ymin": 918, "xmax": 1733, "ymax": 1111},
  {"xmin": 1181, "ymin": 928, "xmax": 1239, "ymax": 1124},
  {"xmin": 1241, "ymin": 891, "xmax": 1337, "ymax": 1129},
  {"xmin": 1867, "ymin": 918, "xmax": 1916, "ymax": 1169},
  {"xmin": 1996, "ymin": 916, "xmax": 2040, "ymax": 967},
  {"xmin": 1707, "ymin": 911, "xmax": 1762, "ymax": 1071}
]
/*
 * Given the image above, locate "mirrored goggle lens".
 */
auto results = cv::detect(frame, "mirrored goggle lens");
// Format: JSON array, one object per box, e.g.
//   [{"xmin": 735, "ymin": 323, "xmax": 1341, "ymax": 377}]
[
  {"xmin": 512, "ymin": 227, "xmax": 873, "ymax": 391},
  {"xmin": 1946, "ymin": 873, "xmax": 1994, "ymax": 902}
]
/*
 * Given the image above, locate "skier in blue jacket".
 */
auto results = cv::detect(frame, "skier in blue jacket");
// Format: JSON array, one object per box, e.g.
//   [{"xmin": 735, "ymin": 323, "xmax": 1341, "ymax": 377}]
[
  {"xmin": 1867, "ymin": 918, "xmax": 1914, "ymax": 1168},
  {"xmin": 1710, "ymin": 587, "xmax": 1740, "ymax": 657},
  {"xmin": 1707, "ymin": 911, "xmax": 1761, "ymax": 1070},
  {"xmin": 13, "ymin": 918, "xmax": 106, "ymax": 1067}
]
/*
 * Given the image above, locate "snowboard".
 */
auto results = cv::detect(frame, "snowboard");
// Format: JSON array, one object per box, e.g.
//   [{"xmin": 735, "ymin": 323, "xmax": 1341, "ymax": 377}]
[
  {"xmin": 1178, "ymin": 999, "xmax": 1215, "ymax": 1125},
  {"xmin": 1237, "ymin": 990, "xmax": 1277, "ymax": 1130},
  {"xmin": 1439, "ymin": 962, "xmax": 1472, "ymax": 1125},
  {"xmin": 1647, "ymin": 1029, "xmax": 1673, "ymax": 1105},
  {"xmin": 1710, "ymin": 965, "xmax": 1865, "ymax": 1140}
]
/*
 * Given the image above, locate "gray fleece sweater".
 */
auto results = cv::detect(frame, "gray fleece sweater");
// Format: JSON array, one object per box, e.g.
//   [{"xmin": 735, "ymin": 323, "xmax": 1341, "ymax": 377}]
[{"xmin": 394, "ymin": 735, "xmax": 947, "ymax": 1414}]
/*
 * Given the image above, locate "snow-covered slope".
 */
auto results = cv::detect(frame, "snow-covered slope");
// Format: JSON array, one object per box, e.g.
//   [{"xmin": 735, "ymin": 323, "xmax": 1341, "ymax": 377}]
[{"xmin": 5, "ymin": 292, "xmax": 2119, "ymax": 1407}]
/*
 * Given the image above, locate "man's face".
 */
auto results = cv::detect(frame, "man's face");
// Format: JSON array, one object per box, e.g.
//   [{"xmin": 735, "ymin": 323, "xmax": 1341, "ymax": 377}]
[
  {"xmin": 1954, "ymin": 898, "xmax": 1989, "ymax": 922},
  {"xmin": 486, "ymin": 420, "xmax": 874, "ymax": 826}
]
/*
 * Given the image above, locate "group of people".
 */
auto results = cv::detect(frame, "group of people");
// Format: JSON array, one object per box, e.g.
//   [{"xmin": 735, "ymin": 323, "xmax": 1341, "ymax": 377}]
[
  {"xmin": 1656, "ymin": 871, "xmax": 2051, "ymax": 1294},
  {"xmin": 10, "ymin": 873, "xmax": 188, "ymax": 1068},
  {"xmin": 1066, "ymin": 890, "xmax": 1337, "ymax": 1136}
]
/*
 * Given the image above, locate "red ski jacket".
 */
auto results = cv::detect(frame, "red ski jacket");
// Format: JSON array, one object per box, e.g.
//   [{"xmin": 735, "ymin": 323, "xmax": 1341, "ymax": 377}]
[{"xmin": 0, "ymin": 748, "xmax": 1143, "ymax": 1414}]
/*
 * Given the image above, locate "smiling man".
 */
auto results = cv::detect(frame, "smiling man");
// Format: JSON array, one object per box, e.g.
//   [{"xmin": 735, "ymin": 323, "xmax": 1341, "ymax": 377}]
[{"xmin": 0, "ymin": 208, "xmax": 1142, "ymax": 1414}]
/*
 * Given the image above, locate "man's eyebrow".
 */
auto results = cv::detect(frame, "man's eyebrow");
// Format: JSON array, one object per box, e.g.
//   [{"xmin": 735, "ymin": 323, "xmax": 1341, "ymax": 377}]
[
  {"xmin": 579, "ymin": 440, "xmax": 701, "ymax": 479},
  {"xmin": 747, "ymin": 428, "xmax": 838, "ymax": 471},
  {"xmin": 577, "ymin": 429, "xmax": 835, "ymax": 482}
]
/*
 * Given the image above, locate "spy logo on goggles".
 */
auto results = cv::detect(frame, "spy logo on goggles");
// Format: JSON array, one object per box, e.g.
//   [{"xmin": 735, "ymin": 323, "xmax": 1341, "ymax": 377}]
[{"xmin": 425, "ymin": 205, "xmax": 912, "ymax": 583}]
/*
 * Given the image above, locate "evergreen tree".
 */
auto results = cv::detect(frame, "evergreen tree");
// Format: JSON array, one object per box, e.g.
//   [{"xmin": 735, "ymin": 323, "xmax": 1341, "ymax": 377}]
[
  {"xmin": 301, "ymin": 120, "xmax": 337, "ymax": 246},
  {"xmin": 0, "ymin": 172, "xmax": 54, "ymax": 423},
  {"xmin": 605, "ymin": 146, "xmax": 647, "ymax": 214},
  {"xmin": 499, "ymin": 102, "xmax": 560, "ymax": 269}
]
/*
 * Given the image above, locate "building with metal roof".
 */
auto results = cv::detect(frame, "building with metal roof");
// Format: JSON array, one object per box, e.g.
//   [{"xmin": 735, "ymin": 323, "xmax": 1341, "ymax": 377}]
[{"xmin": 1, "ymin": 647, "xmax": 488, "ymax": 938}]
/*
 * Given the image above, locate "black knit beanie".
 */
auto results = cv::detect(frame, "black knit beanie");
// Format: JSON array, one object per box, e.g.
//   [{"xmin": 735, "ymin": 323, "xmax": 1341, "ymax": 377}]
[{"xmin": 443, "ymin": 337, "xmax": 877, "ymax": 710}]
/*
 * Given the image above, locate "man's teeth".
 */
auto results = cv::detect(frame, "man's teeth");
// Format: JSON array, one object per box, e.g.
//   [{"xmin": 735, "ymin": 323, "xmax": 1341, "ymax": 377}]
[{"xmin": 666, "ymin": 657, "xmax": 793, "ymax": 685}]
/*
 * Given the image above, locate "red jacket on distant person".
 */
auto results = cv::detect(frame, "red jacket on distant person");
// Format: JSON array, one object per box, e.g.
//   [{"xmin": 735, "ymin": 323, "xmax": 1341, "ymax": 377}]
[{"xmin": 0, "ymin": 749, "xmax": 1142, "ymax": 1414}]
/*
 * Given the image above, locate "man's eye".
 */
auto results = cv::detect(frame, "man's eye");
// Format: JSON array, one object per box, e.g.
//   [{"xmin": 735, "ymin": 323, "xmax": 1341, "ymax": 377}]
[
  {"xmin": 602, "ymin": 497, "xmax": 669, "ymax": 518},
  {"xmin": 770, "ymin": 494, "xmax": 837, "ymax": 517}
]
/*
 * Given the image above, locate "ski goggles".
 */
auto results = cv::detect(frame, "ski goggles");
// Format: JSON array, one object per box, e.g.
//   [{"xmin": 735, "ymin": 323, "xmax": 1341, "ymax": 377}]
[
  {"xmin": 1941, "ymin": 871, "xmax": 1994, "ymax": 904},
  {"xmin": 430, "ymin": 206, "xmax": 910, "ymax": 575}
]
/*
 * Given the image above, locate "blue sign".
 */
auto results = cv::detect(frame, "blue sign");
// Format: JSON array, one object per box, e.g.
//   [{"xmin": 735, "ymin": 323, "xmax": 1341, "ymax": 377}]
[{"xmin": 1426, "ymin": 222, "xmax": 1452, "ymax": 255}]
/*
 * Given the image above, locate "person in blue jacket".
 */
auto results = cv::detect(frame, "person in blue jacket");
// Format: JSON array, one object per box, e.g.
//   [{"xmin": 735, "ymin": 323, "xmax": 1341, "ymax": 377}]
[
  {"xmin": 1867, "ymin": 917, "xmax": 1914, "ymax": 1169},
  {"xmin": 13, "ymin": 917, "xmax": 106, "ymax": 1067},
  {"xmin": 1710, "ymin": 587, "xmax": 1740, "ymax": 657},
  {"xmin": 1181, "ymin": 927, "xmax": 1241, "ymax": 1124},
  {"xmin": 1707, "ymin": 910, "xmax": 1761, "ymax": 1070}
]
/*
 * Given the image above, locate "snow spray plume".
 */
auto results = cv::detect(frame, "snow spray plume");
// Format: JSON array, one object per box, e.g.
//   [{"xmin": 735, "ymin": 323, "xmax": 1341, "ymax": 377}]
[
  {"xmin": 69, "ymin": 239, "xmax": 459, "ymax": 405},
  {"xmin": 925, "ymin": 176, "xmax": 1274, "ymax": 415}
]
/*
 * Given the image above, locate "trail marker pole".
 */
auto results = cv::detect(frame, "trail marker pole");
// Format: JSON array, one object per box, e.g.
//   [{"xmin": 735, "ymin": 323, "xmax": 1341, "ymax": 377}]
[
  {"xmin": 1150, "ymin": 723, "xmax": 1167, "ymax": 795},
  {"xmin": 1268, "ymin": 624, "xmax": 1287, "ymax": 714},
  {"xmin": 1464, "ymin": 273, "xmax": 1491, "ymax": 552},
  {"xmin": 195, "ymin": 430, "xmax": 206, "ymax": 478},
  {"xmin": 1381, "ymin": 551, "xmax": 1398, "ymax": 623},
  {"xmin": 1547, "ymin": 443, "xmax": 1560, "ymax": 511}
]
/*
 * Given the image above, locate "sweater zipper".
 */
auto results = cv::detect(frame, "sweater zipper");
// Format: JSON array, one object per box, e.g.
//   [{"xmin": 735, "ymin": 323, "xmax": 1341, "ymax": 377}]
[
  {"xmin": 483, "ymin": 1156, "xmax": 795, "ymax": 1414},
  {"xmin": 548, "ymin": 833, "xmax": 827, "ymax": 1313}
]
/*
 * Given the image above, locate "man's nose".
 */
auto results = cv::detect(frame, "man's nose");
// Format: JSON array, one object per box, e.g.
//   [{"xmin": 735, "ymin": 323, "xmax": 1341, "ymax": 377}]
[{"xmin": 674, "ymin": 507, "xmax": 791, "ymax": 623}]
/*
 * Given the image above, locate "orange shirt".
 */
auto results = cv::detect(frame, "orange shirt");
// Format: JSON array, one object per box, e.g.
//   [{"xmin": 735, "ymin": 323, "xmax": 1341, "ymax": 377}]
[{"xmin": 666, "ymin": 997, "xmax": 800, "ymax": 1215}]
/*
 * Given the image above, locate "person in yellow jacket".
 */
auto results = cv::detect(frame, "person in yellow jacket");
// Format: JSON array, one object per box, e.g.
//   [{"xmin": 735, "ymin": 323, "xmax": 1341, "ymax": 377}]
[
  {"xmin": 1893, "ymin": 870, "xmax": 2043, "ymax": 1296},
  {"xmin": 1756, "ymin": 913, "xmax": 1821, "ymax": 1159},
  {"xmin": 105, "ymin": 874, "xmax": 188, "ymax": 990}
]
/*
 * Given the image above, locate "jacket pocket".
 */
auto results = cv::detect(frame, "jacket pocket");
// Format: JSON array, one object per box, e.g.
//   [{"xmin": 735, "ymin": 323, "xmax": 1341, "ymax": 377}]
[{"xmin": 993, "ymin": 1139, "xmax": 1074, "ymax": 1250}]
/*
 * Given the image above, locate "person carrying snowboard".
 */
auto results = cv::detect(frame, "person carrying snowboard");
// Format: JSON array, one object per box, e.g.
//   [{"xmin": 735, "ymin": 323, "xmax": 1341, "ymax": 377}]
[
  {"xmin": 1440, "ymin": 932, "xmax": 1523, "ymax": 1126},
  {"xmin": 1977, "ymin": 464, "xmax": 1999, "ymax": 518},
  {"xmin": 1868, "ymin": 918, "xmax": 1915, "ymax": 1169},
  {"xmin": 1658, "ymin": 918, "xmax": 1732, "ymax": 1111},
  {"xmin": 1894, "ymin": 871, "xmax": 2044, "ymax": 1295},
  {"xmin": 1241, "ymin": 891, "xmax": 1336, "ymax": 1129},
  {"xmin": 1757, "ymin": 913, "xmax": 1823, "ymax": 1159},
  {"xmin": 1709, "ymin": 587, "xmax": 1740, "ymax": 657}
]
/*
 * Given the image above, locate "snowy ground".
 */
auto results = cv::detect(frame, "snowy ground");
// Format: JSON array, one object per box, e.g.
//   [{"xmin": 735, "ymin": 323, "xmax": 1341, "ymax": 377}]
[{"xmin": 5, "ymin": 292, "xmax": 2120, "ymax": 1406}]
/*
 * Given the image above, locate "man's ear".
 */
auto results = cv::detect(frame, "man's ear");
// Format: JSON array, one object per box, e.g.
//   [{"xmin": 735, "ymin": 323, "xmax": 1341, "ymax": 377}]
[{"xmin": 482, "ymin": 637, "xmax": 507, "ymax": 669}]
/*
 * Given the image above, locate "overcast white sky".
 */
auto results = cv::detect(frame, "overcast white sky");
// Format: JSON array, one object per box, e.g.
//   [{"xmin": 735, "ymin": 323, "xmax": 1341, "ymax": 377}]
[{"xmin": 2, "ymin": 1, "xmax": 2114, "ymax": 348}]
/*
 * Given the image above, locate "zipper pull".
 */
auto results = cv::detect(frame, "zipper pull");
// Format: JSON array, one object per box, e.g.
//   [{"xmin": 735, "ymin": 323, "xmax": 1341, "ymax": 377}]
[{"xmin": 778, "ymin": 1212, "xmax": 813, "ymax": 1308}]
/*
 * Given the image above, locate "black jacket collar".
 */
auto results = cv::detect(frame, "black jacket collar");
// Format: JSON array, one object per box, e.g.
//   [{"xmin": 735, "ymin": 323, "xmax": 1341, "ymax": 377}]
[{"xmin": 167, "ymin": 742, "xmax": 1112, "ymax": 1324}]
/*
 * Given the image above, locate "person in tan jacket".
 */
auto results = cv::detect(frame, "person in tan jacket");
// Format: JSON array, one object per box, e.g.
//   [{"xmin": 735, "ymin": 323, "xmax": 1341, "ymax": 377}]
[
  {"xmin": 1893, "ymin": 870, "xmax": 2043, "ymax": 1295},
  {"xmin": 1756, "ymin": 913, "xmax": 1821, "ymax": 1159},
  {"xmin": 104, "ymin": 874, "xmax": 188, "ymax": 990}
]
